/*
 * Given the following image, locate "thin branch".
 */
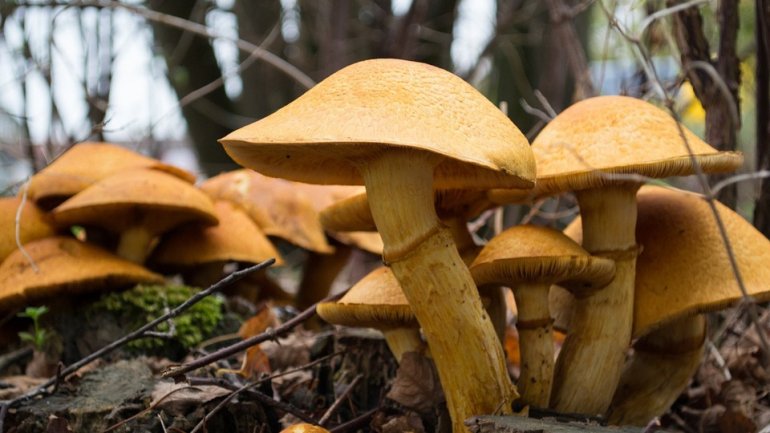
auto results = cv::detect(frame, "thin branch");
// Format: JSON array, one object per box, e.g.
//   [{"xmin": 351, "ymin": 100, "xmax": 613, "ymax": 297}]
[
  {"xmin": 13, "ymin": 0, "xmax": 315, "ymax": 89},
  {"xmin": 319, "ymin": 374, "xmax": 363, "ymax": 426},
  {"xmin": 0, "ymin": 259, "xmax": 275, "ymax": 433},
  {"xmin": 162, "ymin": 290, "xmax": 346, "ymax": 380}
]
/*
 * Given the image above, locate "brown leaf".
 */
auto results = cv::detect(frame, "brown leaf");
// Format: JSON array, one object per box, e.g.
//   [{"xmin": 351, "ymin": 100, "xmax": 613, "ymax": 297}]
[
  {"xmin": 45, "ymin": 415, "xmax": 73, "ymax": 433},
  {"xmin": 239, "ymin": 304, "xmax": 277, "ymax": 339},
  {"xmin": 505, "ymin": 327, "xmax": 520, "ymax": 366},
  {"xmin": 380, "ymin": 413, "xmax": 426, "ymax": 433},
  {"xmin": 240, "ymin": 345, "xmax": 272, "ymax": 378},
  {"xmin": 150, "ymin": 382, "xmax": 231, "ymax": 416},
  {"xmin": 386, "ymin": 352, "xmax": 444, "ymax": 413},
  {"xmin": 718, "ymin": 410, "xmax": 757, "ymax": 433}
]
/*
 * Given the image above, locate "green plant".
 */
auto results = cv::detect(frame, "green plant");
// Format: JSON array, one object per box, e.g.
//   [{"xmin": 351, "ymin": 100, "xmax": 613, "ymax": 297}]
[
  {"xmin": 18, "ymin": 305, "xmax": 49, "ymax": 351},
  {"xmin": 92, "ymin": 284, "xmax": 223, "ymax": 352}
]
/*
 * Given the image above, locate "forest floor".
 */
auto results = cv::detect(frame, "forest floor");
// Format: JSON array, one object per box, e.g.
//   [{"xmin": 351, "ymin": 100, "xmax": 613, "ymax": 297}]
[{"xmin": 1, "ymin": 265, "xmax": 769, "ymax": 433}]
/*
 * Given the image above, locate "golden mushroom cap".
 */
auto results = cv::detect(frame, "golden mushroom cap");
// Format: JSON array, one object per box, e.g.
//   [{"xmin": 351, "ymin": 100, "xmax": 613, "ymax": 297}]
[
  {"xmin": 320, "ymin": 189, "xmax": 493, "ymax": 233},
  {"xmin": 317, "ymin": 266, "xmax": 416, "ymax": 329},
  {"xmin": 52, "ymin": 168, "xmax": 218, "ymax": 234},
  {"xmin": 489, "ymin": 95, "xmax": 743, "ymax": 203},
  {"xmin": 27, "ymin": 142, "xmax": 195, "ymax": 209},
  {"xmin": 220, "ymin": 58, "xmax": 534, "ymax": 190},
  {"xmin": 202, "ymin": 169, "xmax": 383, "ymax": 254},
  {"xmin": 0, "ymin": 236, "xmax": 164, "ymax": 310},
  {"xmin": 150, "ymin": 200, "xmax": 284, "ymax": 269},
  {"xmin": 470, "ymin": 225, "xmax": 615, "ymax": 295},
  {"xmin": 280, "ymin": 424, "xmax": 330, "ymax": 433},
  {"xmin": 0, "ymin": 197, "xmax": 56, "ymax": 262},
  {"xmin": 555, "ymin": 186, "xmax": 770, "ymax": 338}
]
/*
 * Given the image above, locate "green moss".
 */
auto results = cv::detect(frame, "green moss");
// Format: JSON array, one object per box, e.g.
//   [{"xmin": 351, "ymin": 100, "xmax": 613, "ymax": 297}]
[{"xmin": 92, "ymin": 284, "xmax": 223, "ymax": 353}]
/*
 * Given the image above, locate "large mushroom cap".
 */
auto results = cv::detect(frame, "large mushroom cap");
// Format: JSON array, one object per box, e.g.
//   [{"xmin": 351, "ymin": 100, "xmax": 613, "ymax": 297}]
[
  {"xmin": 556, "ymin": 186, "xmax": 770, "ymax": 338},
  {"xmin": 0, "ymin": 197, "xmax": 56, "ymax": 262},
  {"xmin": 317, "ymin": 266, "xmax": 416, "ymax": 329},
  {"xmin": 489, "ymin": 95, "xmax": 743, "ymax": 202},
  {"xmin": 0, "ymin": 236, "xmax": 164, "ymax": 310},
  {"xmin": 220, "ymin": 58, "xmax": 535, "ymax": 190},
  {"xmin": 52, "ymin": 168, "xmax": 218, "ymax": 233},
  {"xmin": 27, "ymin": 142, "xmax": 195, "ymax": 209},
  {"xmin": 470, "ymin": 225, "xmax": 615, "ymax": 295},
  {"xmin": 150, "ymin": 200, "xmax": 284, "ymax": 268}
]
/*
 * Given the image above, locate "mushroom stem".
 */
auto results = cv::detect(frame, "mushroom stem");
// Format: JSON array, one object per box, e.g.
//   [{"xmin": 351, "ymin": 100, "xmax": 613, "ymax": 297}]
[
  {"xmin": 512, "ymin": 282, "xmax": 554, "ymax": 408},
  {"xmin": 551, "ymin": 185, "xmax": 640, "ymax": 414},
  {"xmin": 296, "ymin": 243, "xmax": 353, "ymax": 310},
  {"xmin": 383, "ymin": 328, "xmax": 426, "ymax": 362},
  {"xmin": 359, "ymin": 151, "xmax": 516, "ymax": 433},
  {"xmin": 116, "ymin": 226, "xmax": 155, "ymax": 263},
  {"xmin": 607, "ymin": 315, "xmax": 706, "ymax": 425},
  {"xmin": 447, "ymin": 217, "xmax": 507, "ymax": 344}
]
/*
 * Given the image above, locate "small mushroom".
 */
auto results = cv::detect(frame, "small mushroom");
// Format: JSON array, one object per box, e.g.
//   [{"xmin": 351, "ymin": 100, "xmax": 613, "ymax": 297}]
[
  {"xmin": 0, "ymin": 236, "xmax": 164, "ymax": 311},
  {"xmin": 52, "ymin": 168, "xmax": 218, "ymax": 264},
  {"xmin": 280, "ymin": 424, "xmax": 330, "ymax": 433},
  {"xmin": 27, "ymin": 142, "xmax": 195, "ymax": 210},
  {"xmin": 470, "ymin": 225, "xmax": 614, "ymax": 408},
  {"xmin": 317, "ymin": 267, "xmax": 422, "ymax": 362},
  {"xmin": 489, "ymin": 95, "xmax": 743, "ymax": 414},
  {"xmin": 150, "ymin": 200, "xmax": 289, "ymax": 302},
  {"xmin": 0, "ymin": 197, "xmax": 56, "ymax": 262},
  {"xmin": 220, "ymin": 59, "xmax": 534, "ymax": 431},
  {"xmin": 554, "ymin": 186, "xmax": 770, "ymax": 424}
]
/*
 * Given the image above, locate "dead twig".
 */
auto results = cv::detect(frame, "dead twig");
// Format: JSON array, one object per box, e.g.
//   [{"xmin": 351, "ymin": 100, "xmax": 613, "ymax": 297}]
[
  {"xmin": 0, "ymin": 259, "xmax": 274, "ymax": 433},
  {"xmin": 162, "ymin": 291, "xmax": 345, "ymax": 380},
  {"xmin": 319, "ymin": 374, "xmax": 363, "ymax": 426}
]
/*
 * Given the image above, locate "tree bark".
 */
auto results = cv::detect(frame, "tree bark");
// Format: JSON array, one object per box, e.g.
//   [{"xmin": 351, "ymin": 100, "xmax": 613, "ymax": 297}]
[
  {"xmin": 670, "ymin": 0, "xmax": 741, "ymax": 207},
  {"xmin": 753, "ymin": 0, "xmax": 770, "ymax": 236},
  {"xmin": 150, "ymin": 0, "xmax": 236, "ymax": 176}
]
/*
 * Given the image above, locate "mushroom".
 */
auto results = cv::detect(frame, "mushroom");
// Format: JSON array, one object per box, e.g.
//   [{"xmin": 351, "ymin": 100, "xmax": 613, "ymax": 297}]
[
  {"xmin": 201, "ymin": 169, "xmax": 383, "ymax": 309},
  {"xmin": 52, "ymin": 168, "xmax": 218, "ymax": 264},
  {"xmin": 0, "ymin": 197, "xmax": 56, "ymax": 262},
  {"xmin": 554, "ymin": 186, "xmax": 770, "ymax": 424},
  {"xmin": 27, "ymin": 142, "xmax": 195, "ymax": 210},
  {"xmin": 150, "ymin": 200, "xmax": 290, "ymax": 303},
  {"xmin": 0, "ymin": 236, "xmax": 164, "ymax": 311},
  {"xmin": 317, "ymin": 267, "xmax": 423, "ymax": 362},
  {"xmin": 489, "ymin": 95, "xmax": 743, "ymax": 414},
  {"xmin": 220, "ymin": 59, "xmax": 535, "ymax": 431},
  {"xmin": 319, "ymin": 189, "xmax": 508, "ymax": 341},
  {"xmin": 280, "ymin": 424, "xmax": 330, "ymax": 433},
  {"xmin": 469, "ymin": 225, "xmax": 615, "ymax": 408}
]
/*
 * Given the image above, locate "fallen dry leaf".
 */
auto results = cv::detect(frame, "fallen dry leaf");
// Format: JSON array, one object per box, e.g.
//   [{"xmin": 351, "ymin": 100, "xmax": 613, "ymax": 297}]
[
  {"xmin": 386, "ymin": 351, "xmax": 443, "ymax": 413},
  {"xmin": 150, "ymin": 381, "xmax": 231, "ymax": 416}
]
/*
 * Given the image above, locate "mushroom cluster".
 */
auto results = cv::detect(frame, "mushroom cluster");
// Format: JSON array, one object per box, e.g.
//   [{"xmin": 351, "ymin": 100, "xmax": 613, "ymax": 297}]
[{"xmin": 217, "ymin": 58, "xmax": 751, "ymax": 431}]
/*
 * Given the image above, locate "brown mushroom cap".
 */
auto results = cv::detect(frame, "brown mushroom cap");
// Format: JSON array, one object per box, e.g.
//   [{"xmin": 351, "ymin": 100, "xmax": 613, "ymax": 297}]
[
  {"xmin": 202, "ymin": 169, "xmax": 382, "ymax": 254},
  {"xmin": 556, "ymin": 186, "xmax": 770, "ymax": 338},
  {"xmin": 0, "ymin": 197, "xmax": 56, "ymax": 262},
  {"xmin": 489, "ymin": 95, "xmax": 743, "ymax": 202},
  {"xmin": 0, "ymin": 236, "xmax": 164, "ymax": 310},
  {"xmin": 52, "ymin": 168, "xmax": 217, "ymax": 234},
  {"xmin": 317, "ymin": 266, "xmax": 416, "ymax": 329},
  {"xmin": 150, "ymin": 200, "xmax": 284, "ymax": 269},
  {"xmin": 320, "ymin": 189, "xmax": 493, "ymax": 233},
  {"xmin": 27, "ymin": 142, "xmax": 195, "ymax": 209},
  {"xmin": 220, "ymin": 58, "xmax": 534, "ymax": 190},
  {"xmin": 470, "ymin": 225, "xmax": 615, "ymax": 294}
]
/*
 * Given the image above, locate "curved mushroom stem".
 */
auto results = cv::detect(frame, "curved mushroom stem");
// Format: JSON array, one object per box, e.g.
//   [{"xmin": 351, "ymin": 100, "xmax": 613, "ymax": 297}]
[
  {"xmin": 447, "ymin": 218, "xmax": 507, "ymax": 344},
  {"xmin": 607, "ymin": 315, "xmax": 706, "ymax": 425},
  {"xmin": 116, "ymin": 226, "xmax": 155, "ymax": 263},
  {"xmin": 296, "ymin": 243, "xmax": 353, "ymax": 310},
  {"xmin": 358, "ymin": 151, "xmax": 516, "ymax": 433},
  {"xmin": 383, "ymin": 327, "xmax": 426, "ymax": 362},
  {"xmin": 512, "ymin": 282, "xmax": 554, "ymax": 408},
  {"xmin": 551, "ymin": 185, "xmax": 640, "ymax": 414}
]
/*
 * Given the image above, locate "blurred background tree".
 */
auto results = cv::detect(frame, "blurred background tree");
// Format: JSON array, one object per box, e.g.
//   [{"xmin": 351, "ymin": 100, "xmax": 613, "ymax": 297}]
[{"xmin": 0, "ymin": 0, "xmax": 767, "ymax": 232}]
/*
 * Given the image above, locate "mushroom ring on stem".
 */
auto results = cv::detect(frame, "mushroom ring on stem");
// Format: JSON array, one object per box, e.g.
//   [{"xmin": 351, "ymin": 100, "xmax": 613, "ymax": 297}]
[
  {"xmin": 220, "ymin": 58, "xmax": 535, "ymax": 432},
  {"xmin": 489, "ymin": 96, "xmax": 743, "ymax": 414},
  {"xmin": 470, "ymin": 225, "xmax": 614, "ymax": 408}
]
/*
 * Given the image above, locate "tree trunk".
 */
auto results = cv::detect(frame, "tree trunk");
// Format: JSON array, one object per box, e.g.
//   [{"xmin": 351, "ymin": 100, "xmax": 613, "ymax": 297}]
[
  {"xmin": 753, "ymin": 0, "xmax": 770, "ymax": 236},
  {"xmin": 150, "ymin": 0, "xmax": 236, "ymax": 176}
]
